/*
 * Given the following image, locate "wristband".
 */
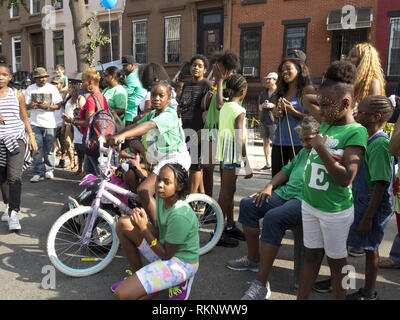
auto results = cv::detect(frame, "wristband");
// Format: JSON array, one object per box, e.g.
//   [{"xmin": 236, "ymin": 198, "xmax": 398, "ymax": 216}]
[
  {"xmin": 149, "ymin": 238, "xmax": 157, "ymax": 248},
  {"xmin": 29, "ymin": 132, "xmax": 35, "ymax": 136}
]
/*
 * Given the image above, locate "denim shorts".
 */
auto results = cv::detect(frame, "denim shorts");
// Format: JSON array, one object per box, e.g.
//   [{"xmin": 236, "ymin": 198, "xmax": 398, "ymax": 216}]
[
  {"xmin": 220, "ymin": 162, "xmax": 241, "ymax": 169},
  {"xmin": 238, "ymin": 192, "xmax": 302, "ymax": 246}
]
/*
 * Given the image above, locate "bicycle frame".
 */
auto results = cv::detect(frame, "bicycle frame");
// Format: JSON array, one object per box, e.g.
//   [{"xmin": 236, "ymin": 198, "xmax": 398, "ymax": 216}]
[
  {"xmin": 81, "ymin": 179, "xmax": 140, "ymax": 245},
  {"xmin": 81, "ymin": 137, "xmax": 140, "ymax": 245}
]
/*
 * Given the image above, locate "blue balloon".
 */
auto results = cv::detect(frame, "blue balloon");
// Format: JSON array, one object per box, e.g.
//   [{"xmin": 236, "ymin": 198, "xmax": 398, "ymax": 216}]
[{"xmin": 100, "ymin": 0, "xmax": 117, "ymax": 9}]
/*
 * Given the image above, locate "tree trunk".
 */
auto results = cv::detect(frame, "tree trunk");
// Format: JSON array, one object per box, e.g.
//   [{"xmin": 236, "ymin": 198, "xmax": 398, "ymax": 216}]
[{"xmin": 69, "ymin": 0, "xmax": 89, "ymax": 72}]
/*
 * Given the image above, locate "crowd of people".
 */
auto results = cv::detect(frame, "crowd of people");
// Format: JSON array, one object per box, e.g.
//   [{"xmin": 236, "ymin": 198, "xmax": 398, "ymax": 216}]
[{"xmin": 0, "ymin": 41, "xmax": 399, "ymax": 301}]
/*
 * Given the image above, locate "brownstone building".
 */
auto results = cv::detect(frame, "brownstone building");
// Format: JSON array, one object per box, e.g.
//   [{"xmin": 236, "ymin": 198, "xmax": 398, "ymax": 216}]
[
  {"xmin": 0, "ymin": 0, "xmax": 44, "ymax": 78},
  {"xmin": 232, "ymin": 0, "xmax": 377, "ymax": 118},
  {"xmin": 122, "ymin": 0, "xmax": 233, "ymax": 79}
]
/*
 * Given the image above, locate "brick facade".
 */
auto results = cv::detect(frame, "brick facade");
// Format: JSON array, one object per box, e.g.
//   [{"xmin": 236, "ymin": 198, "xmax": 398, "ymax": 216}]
[{"xmin": 232, "ymin": 0, "xmax": 378, "ymax": 117}]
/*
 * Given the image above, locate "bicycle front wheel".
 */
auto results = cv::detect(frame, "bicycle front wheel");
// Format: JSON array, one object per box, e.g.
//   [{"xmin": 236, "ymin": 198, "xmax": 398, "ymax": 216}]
[
  {"xmin": 186, "ymin": 193, "xmax": 224, "ymax": 255},
  {"xmin": 47, "ymin": 206, "xmax": 119, "ymax": 277}
]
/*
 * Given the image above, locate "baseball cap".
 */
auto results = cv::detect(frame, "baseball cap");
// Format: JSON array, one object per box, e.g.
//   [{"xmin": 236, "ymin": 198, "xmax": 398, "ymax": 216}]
[
  {"xmin": 51, "ymin": 77, "xmax": 62, "ymax": 84},
  {"xmin": 121, "ymin": 55, "xmax": 136, "ymax": 65},
  {"xmin": 265, "ymin": 72, "xmax": 278, "ymax": 80}
]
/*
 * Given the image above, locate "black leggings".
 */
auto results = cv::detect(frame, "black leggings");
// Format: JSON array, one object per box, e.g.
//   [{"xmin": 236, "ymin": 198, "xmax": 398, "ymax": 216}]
[
  {"xmin": 0, "ymin": 140, "xmax": 25, "ymax": 213},
  {"xmin": 271, "ymin": 144, "xmax": 303, "ymax": 178}
]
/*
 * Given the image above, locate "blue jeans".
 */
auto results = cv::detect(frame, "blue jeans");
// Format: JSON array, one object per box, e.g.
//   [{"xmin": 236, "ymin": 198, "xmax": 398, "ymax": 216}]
[
  {"xmin": 389, "ymin": 234, "xmax": 400, "ymax": 265},
  {"xmin": 238, "ymin": 192, "xmax": 302, "ymax": 246},
  {"xmin": 32, "ymin": 126, "xmax": 56, "ymax": 176},
  {"xmin": 84, "ymin": 154, "xmax": 100, "ymax": 176}
]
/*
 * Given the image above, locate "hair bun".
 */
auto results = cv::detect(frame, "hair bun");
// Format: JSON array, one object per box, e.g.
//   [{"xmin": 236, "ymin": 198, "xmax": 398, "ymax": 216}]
[
  {"xmin": 223, "ymin": 88, "xmax": 235, "ymax": 99},
  {"xmin": 325, "ymin": 60, "xmax": 356, "ymax": 85}
]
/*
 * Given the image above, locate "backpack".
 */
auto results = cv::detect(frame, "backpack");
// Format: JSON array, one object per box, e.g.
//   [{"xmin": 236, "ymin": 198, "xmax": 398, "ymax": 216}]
[{"xmin": 82, "ymin": 94, "xmax": 116, "ymax": 157}]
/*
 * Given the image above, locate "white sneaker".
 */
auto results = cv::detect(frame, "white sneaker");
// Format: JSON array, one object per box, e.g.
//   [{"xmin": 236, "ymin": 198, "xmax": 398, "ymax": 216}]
[
  {"xmin": 1, "ymin": 204, "xmax": 9, "ymax": 222},
  {"xmin": 8, "ymin": 210, "xmax": 21, "ymax": 231},
  {"xmin": 30, "ymin": 175, "xmax": 44, "ymax": 183},
  {"xmin": 45, "ymin": 171, "xmax": 54, "ymax": 179}
]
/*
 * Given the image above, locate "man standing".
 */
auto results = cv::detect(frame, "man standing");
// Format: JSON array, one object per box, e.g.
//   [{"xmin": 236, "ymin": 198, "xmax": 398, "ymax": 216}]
[
  {"xmin": 258, "ymin": 72, "xmax": 278, "ymax": 170},
  {"xmin": 26, "ymin": 67, "xmax": 63, "ymax": 182},
  {"xmin": 121, "ymin": 55, "xmax": 146, "ymax": 126}
]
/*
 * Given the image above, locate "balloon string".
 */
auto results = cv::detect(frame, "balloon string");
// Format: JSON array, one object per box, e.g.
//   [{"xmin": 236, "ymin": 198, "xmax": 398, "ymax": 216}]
[{"xmin": 108, "ymin": 9, "xmax": 113, "ymax": 62}]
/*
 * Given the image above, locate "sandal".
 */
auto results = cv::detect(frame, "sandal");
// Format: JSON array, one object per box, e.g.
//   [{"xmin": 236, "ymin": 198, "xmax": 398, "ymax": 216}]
[{"xmin": 378, "ymin": 258, "xmax": 400, "ymax": 269}]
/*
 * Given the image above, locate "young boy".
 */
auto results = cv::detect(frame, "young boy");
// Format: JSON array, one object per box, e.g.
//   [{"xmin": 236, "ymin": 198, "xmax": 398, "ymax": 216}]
[
  {"xmin": 55, "ymin": 64, "xmax": 69, "ymax": 96},
  {"xmin": 345, "ymin": 95, "xmax": 395, "ymax": 300},
  {"xmin": 178, "ymin": 55, "xmax": 211, "ymax": 194}
]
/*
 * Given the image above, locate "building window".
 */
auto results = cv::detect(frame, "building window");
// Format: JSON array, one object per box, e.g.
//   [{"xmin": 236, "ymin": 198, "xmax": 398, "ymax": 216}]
[
  {"xmin": 10, "ymin": 4, "xmax": 19, "ymax": 18},
  {"xmin": 53, "ymin": 31, "xmax": 64, "ymax": 67},
  {"xmin": 164, "ymin": 15, "xmax": 181, "ymax": 64},
  {"xmin": 388, "ymin": 17, "xmax": 400, "ymax": 77},
  {"xmin": 53, "ymin": 0, "xmax": 63, "ymax": 10},
  {"xmin": 132, "ymin": 20, "xmax": 147, "ymax": 64},
  {"xmin": 240, "ymin": 28, "xmax": 262, "ymax": 79},
  {"xmin": 30, "ymin": 0, "xmax": 41, "ymax": 15},
  {"xmin": 11, "ymin": 36, "xmax": 22, "ymax": 73},
  {"xmin": 100, "ymin": 20, "xmax": 120, "ymax": 63},
  {"xmin": 283, "ymin": 25, "xmax": 307, "ymax": 57}
]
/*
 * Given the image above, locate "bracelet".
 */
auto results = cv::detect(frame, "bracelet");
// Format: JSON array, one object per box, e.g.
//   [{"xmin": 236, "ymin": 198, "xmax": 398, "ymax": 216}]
[
  {"xmin": 149, "ymin": 238, "xmax": 157, "ymax": 248},
  {"xmin": 28, "ymin": 132, "xmax": 35, "ymax": 136}
]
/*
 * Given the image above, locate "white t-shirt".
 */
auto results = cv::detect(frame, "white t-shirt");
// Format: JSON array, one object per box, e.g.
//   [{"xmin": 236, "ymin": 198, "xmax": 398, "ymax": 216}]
[{"xmin": 26, "ymin": 83, "xmax": 63, "ymax": 129}]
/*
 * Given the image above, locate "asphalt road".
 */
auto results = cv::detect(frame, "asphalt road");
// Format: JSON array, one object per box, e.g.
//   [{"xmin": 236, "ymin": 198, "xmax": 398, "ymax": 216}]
[{"xmin": 0, "ymin": 163, "xmax": 399, "ymax": 301}]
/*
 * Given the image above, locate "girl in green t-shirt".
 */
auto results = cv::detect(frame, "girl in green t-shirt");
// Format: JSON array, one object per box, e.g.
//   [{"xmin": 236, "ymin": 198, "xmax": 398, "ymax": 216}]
[
  {"xmin": 102, "ymin": 66, "xmax": 128, "ymax": 122},
  {"xmin": 216, "ymin": 74, "xmax": 253, "ymax": 248},
  {"xmin": 299, "ymin": 60, "xmax": 368, "ymax": 300},
  {"xmin": 112, "ymin": 163, "xmax": 199, "ymax": 300},
  {"xmin": 107, "ymin": 81, "xmax": 190, "ymax": 227},
  {"xmin": 202, "ymin": 49, "xmax": 241, "ymax": 199}
]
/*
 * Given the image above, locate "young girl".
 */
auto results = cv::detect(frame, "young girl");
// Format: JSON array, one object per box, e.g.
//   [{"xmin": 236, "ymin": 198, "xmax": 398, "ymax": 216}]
[
  {"xmin": 178, "ymin": 54, "xmax": 211, "ymax": 194},
  {"xmin": 108, "ymin": 81, "xmax": 190, "ymax": 226},
  {"xmin": 216, "ymin": 73, "xmax": 252, "ymax": 248},
  {"xmin": 0, "ymin": 62, "xmax": 38, "ymax": 231},
  {"xmin": 113, "ymin": 163, "xmax": 199, "ymax": 300},
  {"xmin": 298, "ymin": 60, "xmax": 368, "ymax": 300},
  {"xmin": 345, "ymin": 95, "xmax": 394, "ymax": 300},
  {"xmin": 202, "ymin": 49, "xmax": 241, "ymax": 198}
]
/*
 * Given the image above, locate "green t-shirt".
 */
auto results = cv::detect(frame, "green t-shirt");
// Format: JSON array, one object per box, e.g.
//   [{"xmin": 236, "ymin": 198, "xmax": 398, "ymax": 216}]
[
  {"xmin": 275, "ymin": 148, "xmax": 309, "ymax": 201},
  {"xmin": 302, "ymin": 122, "xmax": 368, "ymax": 212},
  {"xmin": 202, "ymin": 82, "xmax": 243, "ymax": 142},
  {"xmin": 156, "ymin": 197, "xmax": 200, "ymax": 264},
  {"xmin": 216, "ymin": 102, "xmax": 246, "ymax": 164},
  {"xmin": 137, "ymin": 107, "xmax": 182, "ymax": 154},
  {"xmin": 102, "ymin": 85, "xmax": 128, "ymax": 120},
  {"xmin": 365, "ymin": 135, "xmax": 393, "ymax": 188},
  {"xmin": 124, "ymin": 69, "xmax": 147, "ymax": 121}
]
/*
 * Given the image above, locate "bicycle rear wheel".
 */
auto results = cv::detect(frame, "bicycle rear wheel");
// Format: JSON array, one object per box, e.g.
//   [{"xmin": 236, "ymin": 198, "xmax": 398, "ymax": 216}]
[
  {"xmin": 186, "ymin": 193, "xmax": 224, "ymax": 255},
  {"xmin": 47, "ymin": 206, "xmax": 119, "ymax": 277}
]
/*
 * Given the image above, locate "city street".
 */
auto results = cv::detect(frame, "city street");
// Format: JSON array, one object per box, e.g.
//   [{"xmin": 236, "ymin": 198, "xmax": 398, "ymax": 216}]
[{"xmin": 0, "ymin": 140, "xmax": 399, "ymax": 301}]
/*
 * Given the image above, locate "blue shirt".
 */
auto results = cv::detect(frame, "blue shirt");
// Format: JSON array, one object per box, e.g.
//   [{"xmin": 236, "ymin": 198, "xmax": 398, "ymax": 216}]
[{"xmin": 273, "ymin": 94, "xmax": 306, "ymax": 146}]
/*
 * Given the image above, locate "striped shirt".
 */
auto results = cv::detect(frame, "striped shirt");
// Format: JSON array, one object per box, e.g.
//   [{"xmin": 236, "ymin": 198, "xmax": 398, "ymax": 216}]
[
  {"xmin": 0, "ymin": 88, "xmax": 25, "ymax": 139},
  {"xmin": 0, "ymin": 88, "xmax": 31, "ymax": 169}
]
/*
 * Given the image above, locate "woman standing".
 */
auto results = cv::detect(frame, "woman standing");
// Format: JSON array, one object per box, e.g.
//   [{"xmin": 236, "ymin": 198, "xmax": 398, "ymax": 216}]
[
  {"xmin": 258, "ymin": 72, "xmax": 278, "ymax": 170},
  {"xmin": 0, "ymin": 62, "xmax": 38, "ymax": 231},
  {"xmin": 271, "ymin": 57, "xmax": 315, "ymax": 177},
  {"xmin": 102, "ymin": 66, "xmax": 128, "ymax": 124},
  {"xmin": 347, "ymin": 43, "xmax": 386, "ymax": 105}
]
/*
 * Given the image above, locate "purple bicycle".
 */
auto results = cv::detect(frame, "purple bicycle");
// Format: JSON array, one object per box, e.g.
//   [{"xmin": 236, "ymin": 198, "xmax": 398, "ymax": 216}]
[{"xmin": 46, "ymin": 137, "xmax": 224, "ymax": 277}]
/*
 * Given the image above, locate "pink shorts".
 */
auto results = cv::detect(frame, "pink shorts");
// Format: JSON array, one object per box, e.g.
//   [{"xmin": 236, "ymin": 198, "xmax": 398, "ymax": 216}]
[{"xmin": 135, "ymin": 239, "xmax": 199, "ymax": 295}]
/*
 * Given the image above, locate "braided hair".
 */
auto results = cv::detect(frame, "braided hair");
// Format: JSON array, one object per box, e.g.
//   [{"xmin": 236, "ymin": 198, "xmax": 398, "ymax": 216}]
[
  {"xmin": 223, "ymin": 73, "xmax": 247, "ymax": 101},
  {"xmin": 160, "ymin": 163, "xmax": 189, "ymax": 199},
  {"xmin": 360, "ymin": 95, "xmax": 394, "ymax": 123},
  {"xmin": 139, "ymin": 63, "xmax": 170, "ymax": 90}
]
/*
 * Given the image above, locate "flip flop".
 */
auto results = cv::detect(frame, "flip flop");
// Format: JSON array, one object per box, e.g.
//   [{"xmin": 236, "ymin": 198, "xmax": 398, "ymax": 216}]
[{"xmin": 378, "ymin": 259, "xmax": 400, "ymax": 269}]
